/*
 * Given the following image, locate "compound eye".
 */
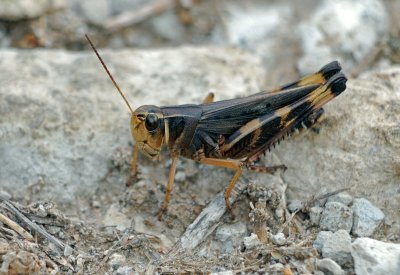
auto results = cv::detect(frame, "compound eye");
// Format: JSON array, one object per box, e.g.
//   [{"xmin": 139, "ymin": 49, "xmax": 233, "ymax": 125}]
[{"xmin": 145, "ymin": 113, "xmax": 159, "ymax": 132}]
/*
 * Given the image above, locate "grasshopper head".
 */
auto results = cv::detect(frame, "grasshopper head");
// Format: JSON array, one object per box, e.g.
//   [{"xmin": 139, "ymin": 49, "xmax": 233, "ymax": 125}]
[
  {"xmin": 84, "ymin": 35, "xmax": 165, "ymax": 160},
  {"xmin": 131, "ymin": 105, "xmax": 164, "ymax": 160}
]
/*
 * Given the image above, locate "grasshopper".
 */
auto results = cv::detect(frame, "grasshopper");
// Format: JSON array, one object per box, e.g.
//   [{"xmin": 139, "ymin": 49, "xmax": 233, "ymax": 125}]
[{"xmin": 85, "ymin": 35, "xmax": 347, "ymax": 218}]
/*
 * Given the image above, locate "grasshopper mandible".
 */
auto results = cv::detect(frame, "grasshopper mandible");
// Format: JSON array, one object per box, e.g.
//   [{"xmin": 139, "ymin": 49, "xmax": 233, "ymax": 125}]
[{"xmin": 85, "ymin": 35, "xmax": 347, "ymax": 218}]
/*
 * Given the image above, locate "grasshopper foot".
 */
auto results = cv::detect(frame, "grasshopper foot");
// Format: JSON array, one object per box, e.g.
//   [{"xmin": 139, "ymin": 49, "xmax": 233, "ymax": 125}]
[
  {"xmin": 126, "ymin": 171, "xmax": 137, "ymax": 187},
  {"xmin": 157, "ymin": 208, "xmax": 167, "ymax": 221}
]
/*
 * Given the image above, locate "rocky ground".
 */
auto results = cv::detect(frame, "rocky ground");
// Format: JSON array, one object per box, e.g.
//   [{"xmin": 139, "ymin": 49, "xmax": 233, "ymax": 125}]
[{"xmin": 0, "ymin": 0, "xmax": 400, "ymax": 274}]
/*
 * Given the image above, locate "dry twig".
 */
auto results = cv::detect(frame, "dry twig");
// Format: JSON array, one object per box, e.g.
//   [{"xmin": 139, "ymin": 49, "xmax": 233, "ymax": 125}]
[
  {"xmin": 0, "ymin": 212, "xmax": 34, "ymax": 241},
  {"xmin": 104, "ymin": 0, "xmax": 176, "ymax": 32},
  {"xmin": 169, "ymin": 177, "xmax": 248, "ymax": 254},
  {"xmin": 0, "ymin": 194, "xmax": 66, "ymax": 251}
]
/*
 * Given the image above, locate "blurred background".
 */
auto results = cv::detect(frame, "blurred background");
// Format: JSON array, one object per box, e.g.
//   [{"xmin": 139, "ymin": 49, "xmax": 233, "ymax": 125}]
[{"xmin": 1, "ymin": 0, "xmax": 399, "ymax": 83}]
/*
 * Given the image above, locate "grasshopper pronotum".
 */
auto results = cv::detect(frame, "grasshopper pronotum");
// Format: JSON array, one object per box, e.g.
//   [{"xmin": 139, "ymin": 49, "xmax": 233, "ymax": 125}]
[{"xmin": 85, "ymin": 35, "xmax": 347, "ymax": 219}]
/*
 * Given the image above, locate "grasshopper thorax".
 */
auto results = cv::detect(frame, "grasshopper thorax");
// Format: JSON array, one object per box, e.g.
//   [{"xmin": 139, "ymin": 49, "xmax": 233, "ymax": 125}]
[{"xmin": 131, "ymin": 105, "xmax": 165, "ymax": 160}]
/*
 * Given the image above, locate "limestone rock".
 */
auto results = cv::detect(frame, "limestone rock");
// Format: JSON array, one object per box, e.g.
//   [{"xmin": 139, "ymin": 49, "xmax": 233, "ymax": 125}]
[
  {"xmin": 0, "ymin": 47, "xmax": 263, "ymax": 205},
  {"xmin": 351, "ymin": 198, "xmax": 385, "ymax": 237},
  {"xmin": 0, "ymin": 0, "xmax": 65, "ymax": 21},
  {"xmin": 320, "ymin": 202, "xmax": 353, "ymax": 233},
  {"xmin": 351, "ymin": 238, "xmax": 400, "ymax": 275}
]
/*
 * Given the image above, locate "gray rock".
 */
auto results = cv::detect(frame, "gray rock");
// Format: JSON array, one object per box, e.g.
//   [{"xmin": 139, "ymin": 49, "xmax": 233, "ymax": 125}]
[
  {"xmin": 0, "ymin": 47, "xmax": 264, "ymax": 205},
  {"xmin": 271, "ymin": 232, "xmax": 286, "ymax": 246},
  {"xmin": 269, "ymin": 263, "xmax": 284, "ymax": 272},
  {"xmin": 313, "ymin": 231, "xmax": 333, "ymax": 253},
  {"xmin": 352, "ymin": 198, "xmax": 385, "ymax": 237},
  {"xmin": 320, "ymin": 202, "xmax": 353, "ymax": 233},
  {"xmin": 211, "ymin": 271, "xmax": 233, "ymax": 275},
  {"xmin": 63, "ymin": 245, "xmax": 73, "ymax": 257},
  {"xmin": 316, "ymin": 258, "xmax": 345, "ymax": 275},
  {"xmin": 215, "ymin": 222, "xmax": 247, "ymax": 253},
  {"xmin": 322, "ymin": 230, "xmax": 353, "ymax": 268},
  {"xmin": 174, "ymin": 171, "xmax": 186, "ymax": 182},
  {"xmin": 115, "ymin": 266, "xmax": 133, "ymax": 275},
  {"xmin": 0, "ymin": 191, "xmax": 11, "ymax": 200},
  {"xmin": 297, "ymin": 0, "xmax": 388, "ymax": 74},
  {"xmin": 216, "ymin": 1, "xmax": 298, "ymax": 83},
  {"xmin": 0, "ymin": 0, "xmax": 65, "ymax": 20},
  {"xmin": 309, "ymin": 206, "xmax": 323, "ymax": 226},
  {"xmin": 279, "ymin": 66, "xmax": 400, "ymax": 239},
  {"xmin": 103, "ymin": 204, "xmax": 131, "ymax": 231},
  {"xmin": 243, "ymin": 233, "xmax": 261, "ymax": 250},
  {"xmin": 326, "ymin": 193, "xmax": 353, "ymax": 206},
  {"xmin": 75, "ymin": 0, "xmax": 109, "ymax": 25},
  {"xmin": 287, "ymin": 200, "xmax": 304, "ymax": 213},
  {"xmin": 108, "ymin": 253, "xmax": 126, "ymax": 270},
  {"xmin": 351, "ymin": 238, "xmax": 400, "ymax": 275}
]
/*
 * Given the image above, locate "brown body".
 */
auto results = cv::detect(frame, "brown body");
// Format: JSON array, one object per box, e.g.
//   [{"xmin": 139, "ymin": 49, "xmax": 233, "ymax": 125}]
[{"xmin": 86, "ymin": 35, "xmax": 347, "ymax": 218}]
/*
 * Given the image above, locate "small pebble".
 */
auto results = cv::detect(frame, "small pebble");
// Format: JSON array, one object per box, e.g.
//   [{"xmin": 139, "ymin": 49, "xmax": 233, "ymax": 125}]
[
  {"xmin": 115, "ymin": 266, "xmax": 134, "ymax": 275},
  {"xmin": 271, "ymin": 232, "xmax": 286, "ymax": 246},
  {"xmin": 243, "ymin": 233, "xmax": 261, "ymax": 250},
  {"xmin": 0, "ymin": 190, "xmax": 11, "ymax": 200},
  {"xmin": 322, "ymin": 230, "xmax": 353, "ymax": 268},
  {"xmin": 108, "ymin": 253, "xmax": 126, "ymax": 270},
  {"xmin": 288, "ymin": 200, "xmax": 304, "ymax": 213},
  {"xmin": 269, "ymin": 263, "xmax": 284, "ymax": 272},
  {"xmin": 316, "ymin": 258, "xmax": 345, "ymax": 275},
  {"xmin": 64, "ymin": 245, "xmax": 73, "ymax": 257},
  {"xmin": 313, "ymin": 231, "xmax": 333, "ymax": 252},
  {"xmin": 320, "ymin": 202, "xmax": 353, "ymax": 233},
  {"xmin": 351, "ymin": 198, "xmax": 384, "ymax": 237},
  {"xmin": 174, "ymin": 171, "xmax": 186, "ymax": 182},
  {"xmin": 215, "ymin": 222, "xmax": 247, "ymax": 253},
  {"xmin": 309, "ymin": 206, "xmax": 323, "ymax": 226}
]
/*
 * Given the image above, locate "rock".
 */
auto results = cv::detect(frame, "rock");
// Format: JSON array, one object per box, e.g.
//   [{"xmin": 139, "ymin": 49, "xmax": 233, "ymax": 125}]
[
  {"xmin": 320, "ymin": 202, "xmax": 353, "ymax": 233},
  {"xmin": 271, "ymin": 232, "xmax": 286, "ymax": 246},
  {"xmin": 297, "ymin": 0, "xmax": 388, "ymax": 74},
  {"xmin": 313, "ymin": 231, "xmax": 333, "ymax": 253},
  {"xmin": 326, "ymin": 193, "xmax": 353, "ymax": 206},
  {"xmin": 211, "ymin": 271, "xmax": 233, "ymax": 275},
  {"xmin": 215, "ymin": 222, "xmax": 247, "ymax": 253},
  {"xmin": 63, "ymin": 245, "xmax": 73, "ymax": 257},
  {"xmin": 215, "ymin": 1, "xmax": 298, "ymax": 84},
  {"xmin": 351, "ymin": 238, "xmax": 400, "ymax": 275},
  {"xmin": 0, "ymin": 190, "xmax": 11, "ymax": 200},
  {"xmin": 74, "ymin": 0, "xmax": 109, "ymax": 25},
  {"xmin": 279, "ymin": 66, "xmax": 400, "ymax": 239},
  {"xmin": 269, "ymin": 263, "xmax": 284, "ymax": 272},
  {"xmin": 0, "ymin": 47, "xmax": 264, "ymax": 206},
  {"xmin": 287, "ymin": 200, "xmax": 303, "ymax": 213},
  {"xmin": 351, "ymin": 198, "xmax": 385, "ymax": 237},
  {"xmin": 316, "ymin": 258, "xmax": 345, "ymax": 275},
  {"xmin": 150, "ymin": 9, "xmax": 187, "ymax": 43},
  {"xmin": 103, "ymin": 204, "xmax": 131, "ymax": 231},
  {"xmin": 0, "ymin": 0, "xmax": 65, "ymax": 21},
  {"xmin": 108, "ymin": 253, "xmax": 126, "ymax": 270},
  {"xmin": 322, "ymin": 230, "xmax": 352, "ymax": 268},
  {"xmin": 309, "ymin": 206, "xmax": 323, "ymax": 226},
  {"xmin": 243, "ymin": 233, "xmax": 261, "ymax": 250},
  {"xmin": 174, "ymin": 171, "xmax": 186, "ymax": 182},
  {"xmin": 115, "ymin": 266, "xmax": 133, "ymax": 275}
]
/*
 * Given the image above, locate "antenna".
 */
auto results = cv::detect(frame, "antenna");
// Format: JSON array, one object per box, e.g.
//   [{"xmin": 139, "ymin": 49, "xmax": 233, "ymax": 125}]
[{"xmin": 85, "ymin": 34, "xmax": 134, "ymax": 114}]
